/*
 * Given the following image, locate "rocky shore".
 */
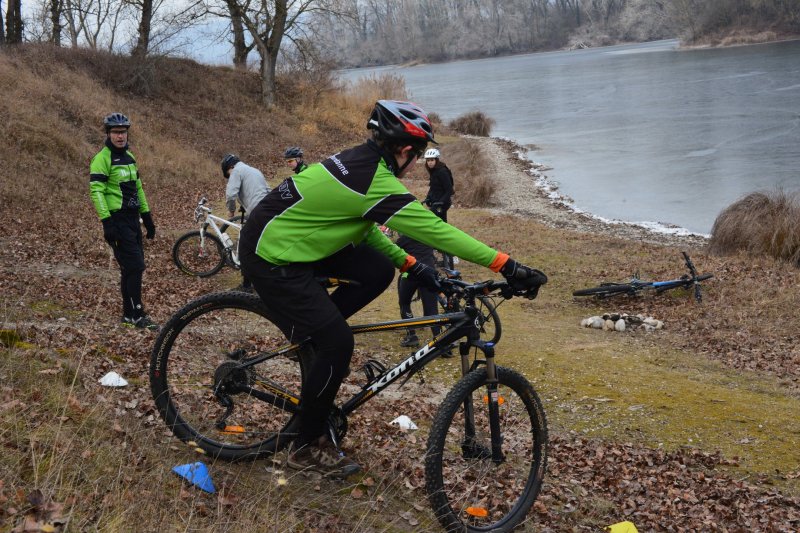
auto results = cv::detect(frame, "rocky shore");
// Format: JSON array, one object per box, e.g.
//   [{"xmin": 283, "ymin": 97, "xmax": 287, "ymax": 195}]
[{"xmin": 473, "ymin": 136, "xmax": 710, "ymax": 248}]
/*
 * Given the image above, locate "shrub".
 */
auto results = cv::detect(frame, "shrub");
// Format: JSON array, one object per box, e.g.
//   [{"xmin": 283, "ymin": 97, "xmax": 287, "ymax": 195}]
[
  {"xmin": 709, "ymin": 189, "xmax": 800, "ymax": 265},
  {"xmin": 443, "ymin": 138, "xmax": 494, "ymax": 207},
  {"xmin": 448, "ymin": 111, "xmax": 495, "ymax": 137}
]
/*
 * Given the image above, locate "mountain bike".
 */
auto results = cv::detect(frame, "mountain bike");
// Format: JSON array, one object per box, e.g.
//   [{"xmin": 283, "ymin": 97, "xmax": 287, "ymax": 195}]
[
  {"xmin": 172, "ymin": 197, "xmax": 244, "ymax": 277},
  {"xmin": 150, "ymin": 277, "xmax": 547, "ymax": 532},
  {"xmin": 572, "ymin": 251, "xmax": 713, "ymax": 302}
]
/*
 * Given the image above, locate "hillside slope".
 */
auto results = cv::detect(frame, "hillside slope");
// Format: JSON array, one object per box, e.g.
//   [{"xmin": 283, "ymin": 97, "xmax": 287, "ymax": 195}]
[{"xmin": 1, "ymin": 45, "xmax": 799, "ymax": 532}]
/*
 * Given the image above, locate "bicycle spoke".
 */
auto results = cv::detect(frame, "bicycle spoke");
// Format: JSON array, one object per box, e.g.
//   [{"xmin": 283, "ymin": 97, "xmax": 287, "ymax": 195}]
[
  {"xmin": 151, "ymin": 294, "xmax": 304, "ymax": 459},
  {"xmin": 426, "ymin": 368, "xmax": 547, "ymax": 531}
]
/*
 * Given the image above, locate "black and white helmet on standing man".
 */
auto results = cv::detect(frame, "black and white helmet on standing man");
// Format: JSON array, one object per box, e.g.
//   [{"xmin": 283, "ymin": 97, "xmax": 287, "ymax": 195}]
[
  {"xmin": 104, "ymin": 112, "xmax": 131, "ymax": 132},
  {"xmin": 221, "ymin": 153, "xmax": 240, "ymax": 178}
]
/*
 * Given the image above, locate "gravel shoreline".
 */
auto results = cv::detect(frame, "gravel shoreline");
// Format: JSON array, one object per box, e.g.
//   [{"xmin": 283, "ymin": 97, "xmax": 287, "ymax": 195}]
[{"xmin": 474, "ymin": 136, "xmax": 710, "ymax": 248}]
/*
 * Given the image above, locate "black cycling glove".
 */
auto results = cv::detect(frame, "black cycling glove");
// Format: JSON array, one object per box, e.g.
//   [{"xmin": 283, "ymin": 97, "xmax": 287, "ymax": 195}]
[
  {"xmin": 500, "ymin": 258, "xmax": 548, "ymax": 299},
  {"xmin": 406, "ymin": 261, "xmax": 441, "ymax": 292},
  {"xmin": 101, "ymin": 217, "xmax": 117, "ymax": 244},
  {"xmin": 141, "ymin": 212, "xmax": 156, "ymax": 240}
]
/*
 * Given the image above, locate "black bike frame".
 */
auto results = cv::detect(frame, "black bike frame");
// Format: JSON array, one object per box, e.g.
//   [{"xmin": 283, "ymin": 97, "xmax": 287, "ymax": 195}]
[{"xmin": 234, "ymin": 304, "xmax": 495, "ymax": 419}]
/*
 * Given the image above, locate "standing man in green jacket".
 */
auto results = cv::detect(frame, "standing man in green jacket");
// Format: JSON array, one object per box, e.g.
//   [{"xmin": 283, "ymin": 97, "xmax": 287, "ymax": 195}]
[{"xmin": 89, "ymin": 113, "xmax": 158, "ymax": 331}]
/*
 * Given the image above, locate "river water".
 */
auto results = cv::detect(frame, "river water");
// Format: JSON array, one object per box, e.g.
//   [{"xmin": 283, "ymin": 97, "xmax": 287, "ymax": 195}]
[{"xmin": 339, "ymin": 39, "xmax": 800, "ymax": 235}]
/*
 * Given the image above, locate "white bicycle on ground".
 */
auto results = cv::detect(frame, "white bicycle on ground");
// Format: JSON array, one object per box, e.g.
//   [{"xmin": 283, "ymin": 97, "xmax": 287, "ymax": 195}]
[{"xmin": 172, "ymin": 197, "xmax": 243, "ymax": 277}]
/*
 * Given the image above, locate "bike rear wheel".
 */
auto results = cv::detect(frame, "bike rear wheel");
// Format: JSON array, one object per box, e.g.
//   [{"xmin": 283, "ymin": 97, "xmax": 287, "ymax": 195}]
[
  {"xmin": 172, "ymin": 230, "xmax": 226, "ymax": 277},
  {"xmin": 425, "ymin": 366, "xmax": 547, "ymax": 532},
  {"xmin": 572, "ymin": 282, "xmax": 635, "ymax": 298},
  {"xmin": 150, "ymin": 292, "xmax": 304, "ymax": 461}
]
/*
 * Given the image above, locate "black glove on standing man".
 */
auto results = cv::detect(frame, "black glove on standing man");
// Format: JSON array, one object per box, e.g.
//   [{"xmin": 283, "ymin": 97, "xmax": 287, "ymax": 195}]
[
  {"xmin": 101, "ymin": 217, "xmax": 117, "ymax": 244},
  {"xmin": 141, "ymin": 212, "xmax": 156, "ymax": 240}
]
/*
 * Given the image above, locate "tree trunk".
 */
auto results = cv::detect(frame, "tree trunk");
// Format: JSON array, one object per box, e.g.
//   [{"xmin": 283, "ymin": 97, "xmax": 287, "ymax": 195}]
[
  {"xmin": 0, "ymin": 6, "xmax": 5, "ymax": 44},
  {"xmin": 226, "ymin": 0, "xmax": 249, "ymax": 69},
  {"xmin": 259, "ymin": 0, "xmax": 288, "ymax": 108},
  {"xmin": 132, "ymin": 0, "xmax": 153, "ymax": 57},
  {"xmin": 50, "ymin": 0, "xmax": 63, "ymax": 45},
  {"xmin": 5, "ymin": 0, "xmax": 23, "ymax": 44}
]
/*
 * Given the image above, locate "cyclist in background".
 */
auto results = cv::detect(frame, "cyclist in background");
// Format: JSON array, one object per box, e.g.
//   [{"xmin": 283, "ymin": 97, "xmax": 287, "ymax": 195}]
[
  {"xmin": 89, "ymin": 113, "xmax": 158, "ymax": 331},
  {"xmin": 284, "ymin": 146, "xmax": 308, "ymax": 174},
  {"xmin": 395, "ymin": 234, "xmax": 446, "ymax": 351},
  {"xmin": 422, "ymin": 147, "xmax": 454, "ymax": 222},
  {"xmin": 239, "ymin": 100, "xmax": 546, "ymax": 478},
  {"xmin": 221, "ymin": 154, "xmax": 270, "ymax": 292}
]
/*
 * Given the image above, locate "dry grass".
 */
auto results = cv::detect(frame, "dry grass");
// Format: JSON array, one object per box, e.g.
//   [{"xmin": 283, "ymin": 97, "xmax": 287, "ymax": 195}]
[
  {"xmin": 440, "ymin": 138, "xmax": 494, "ymax": 207},
  {"xmin": 447, "ymin": 110, "xmax": 496, "ymax": 137},
  {"xmin": 709, "ymin": 189, "xmax": 800, "ymax": 265}
]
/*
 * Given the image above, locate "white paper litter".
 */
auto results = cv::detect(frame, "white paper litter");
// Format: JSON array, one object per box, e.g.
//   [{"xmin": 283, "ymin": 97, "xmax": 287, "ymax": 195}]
[
  {"xmin": 99, "ymin": 371, "xmax": 128, "ymax": 387},
  {"xmin": 390, "ymin": 415, "xmax": 418, "ymax": 430}
]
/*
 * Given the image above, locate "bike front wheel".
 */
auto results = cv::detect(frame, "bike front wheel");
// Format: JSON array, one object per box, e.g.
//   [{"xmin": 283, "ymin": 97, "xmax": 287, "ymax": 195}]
[
  {"xmin": 150, "ymin": 292, "xmax": 304, "ymax": 461},
  {"xmin": 172, "ymin": 230, "xmax": 226, "ymax": 277},
  {"xmin": 476, "ymin": 296, "xmax": 501, "ymax": 345},
  {"xmin": 425, "ymin": 366, "xmax": 547, "ymax": 532}
]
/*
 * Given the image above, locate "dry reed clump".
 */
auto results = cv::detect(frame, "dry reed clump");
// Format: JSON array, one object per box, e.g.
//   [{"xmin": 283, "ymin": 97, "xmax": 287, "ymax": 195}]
[
  {"xmin": 709, "ymin": 189, "xmax": 800, "ymax": 265},
  {"xmin": 443, "ymin": 138, "xmax": 494, "ymax": 207},
  {"xmin": 448, "ymin": 111, "xmax": 496, "ymax": 137}
]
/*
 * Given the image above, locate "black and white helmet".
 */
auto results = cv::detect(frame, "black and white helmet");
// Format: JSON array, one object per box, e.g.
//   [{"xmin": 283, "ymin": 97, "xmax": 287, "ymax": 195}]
[
  {"xmin": 104, "ymin": 112, "xmax": 131, "ymax": 132},
  {"xmin": 367, "ymin": 100, "xmax": 436, "ymax": 146}
]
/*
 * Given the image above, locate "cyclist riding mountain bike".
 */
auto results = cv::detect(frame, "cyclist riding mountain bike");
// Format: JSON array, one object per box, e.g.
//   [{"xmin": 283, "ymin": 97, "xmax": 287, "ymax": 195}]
[
  {"xmin": 221, "ymin": 154, "xmax": 269, "ymax": 292},
  {"xmin": 422, "ymin": 147, "xmax": 454, "ymax": 223},
  {"xmin": 284, "ymin": 146, "xmax": 308, "ymax": 174},
  {"xmin": 395, "ymin": 234, "xmax": 447, "ymax": 352},
  {"xmin": 238, "ymin": 99, "xmax": 546, "ymax": 478},
  {"xmin": 89, "ymin": 112, "xmax": 158, "ymax": 331}
]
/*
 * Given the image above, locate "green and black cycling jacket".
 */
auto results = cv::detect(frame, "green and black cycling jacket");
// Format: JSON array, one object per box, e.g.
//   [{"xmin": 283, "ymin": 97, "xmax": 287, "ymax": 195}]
[
  {"xmin": 89, "ymin": 139, "xmax": 150, "ymax": 220},
  {"xmin": 240, "ymin": 140, "xmax": 506, "ymax": 271}
]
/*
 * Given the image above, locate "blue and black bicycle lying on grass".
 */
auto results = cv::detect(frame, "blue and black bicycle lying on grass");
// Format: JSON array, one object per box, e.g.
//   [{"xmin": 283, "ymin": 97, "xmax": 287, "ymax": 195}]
[{"xmin": 572, "ymin": 251, "xmax": 713, "ymax": 303}]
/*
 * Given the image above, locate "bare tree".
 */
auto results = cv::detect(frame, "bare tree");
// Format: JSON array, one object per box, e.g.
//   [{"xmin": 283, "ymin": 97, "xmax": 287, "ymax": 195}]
[
  {"xmin": 50, "ymin": 0, "xmax": 63, "ymax": 44},
  {"xmin": 225, "ymin": 0, "xmax": 253, "ymax": 69},
  {"xmin": 212, "ymin": 0, "xmax": 352, "ymax": 107},
  {"xmin": 129, "ymin": 0, "xmax": 153, "ymax": 56},
  {"xmin": 5, "ymin": 0, "xmax": 23, "ymax": 43}
]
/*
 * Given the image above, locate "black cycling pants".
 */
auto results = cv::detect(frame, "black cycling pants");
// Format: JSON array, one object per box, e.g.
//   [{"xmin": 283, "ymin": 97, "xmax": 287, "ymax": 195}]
[
  {"xmin": 106, "ymin": 211, "xmax": 146, "ymax": 318},
  {"xmin": 240, "ymin": 243, "xmax": 395, "ymax": 446}
]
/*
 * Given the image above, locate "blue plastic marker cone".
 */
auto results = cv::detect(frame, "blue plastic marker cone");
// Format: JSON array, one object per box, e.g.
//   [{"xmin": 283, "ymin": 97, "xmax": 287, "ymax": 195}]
[{"xmin": 172, "ymin": 462, "xmax": 216, "ymax": 494}]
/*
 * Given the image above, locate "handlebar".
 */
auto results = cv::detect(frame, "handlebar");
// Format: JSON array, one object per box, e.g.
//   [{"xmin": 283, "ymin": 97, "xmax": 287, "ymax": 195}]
[{"xmin": 438, "ymin": 277, "xmax": 529, "ymax": 300}]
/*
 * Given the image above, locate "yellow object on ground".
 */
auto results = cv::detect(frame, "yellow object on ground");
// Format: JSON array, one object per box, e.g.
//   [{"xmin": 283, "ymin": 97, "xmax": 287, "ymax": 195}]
[{"xmin": 605, "ymin": 521, "xmax": 638, "ymax": 533}]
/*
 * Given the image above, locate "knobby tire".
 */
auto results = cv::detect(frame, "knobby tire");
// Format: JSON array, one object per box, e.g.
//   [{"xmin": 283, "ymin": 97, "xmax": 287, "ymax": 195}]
[
  {"xmin": 150, "ymin": 292, "xmax": 303, "ymax": 461},
  {"xmin": 425, "ymin": 366, "xmax": 547, "ymax": 532}
]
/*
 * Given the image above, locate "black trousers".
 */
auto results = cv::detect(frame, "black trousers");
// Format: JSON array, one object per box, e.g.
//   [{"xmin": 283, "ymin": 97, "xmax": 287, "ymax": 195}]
[
  {"xmin": 397, "ymin": 275, "xmax": 441, "ymax": 337},
  {"xmin": 106, "ymin": 211, "xmax": 145, "ymax": 318},
  {"xmin": 240, "ymin": 243, "xmax": 394, "ymax": 445}
]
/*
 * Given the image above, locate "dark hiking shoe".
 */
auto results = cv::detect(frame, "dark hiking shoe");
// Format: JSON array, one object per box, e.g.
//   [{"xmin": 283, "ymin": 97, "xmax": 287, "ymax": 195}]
[
  {"xmin": 122, "ymin": 315, "xmax": 160, "ymax": 331},
  {"xmin": 287, "ymin": 437, "xmax": 361, "ymax": 479},
  {"xmin": 400, "ymin": 333, "xmax": 420, "ymax": 348}
]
